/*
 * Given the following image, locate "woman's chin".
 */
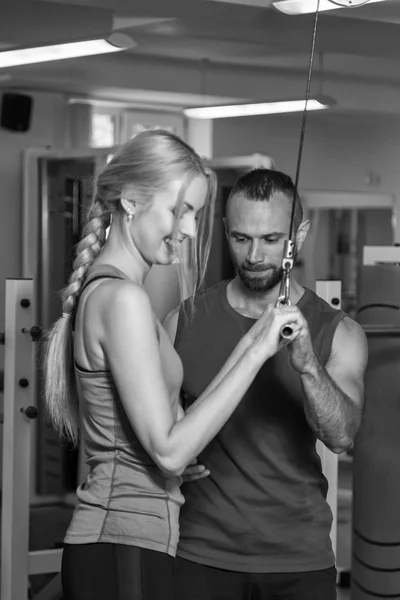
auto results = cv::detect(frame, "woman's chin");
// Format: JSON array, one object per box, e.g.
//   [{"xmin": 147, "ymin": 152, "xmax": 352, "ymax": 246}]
[
  {"xmin": 152, "ymin": 249, "xmax": 178, "ymax": 266},
  {"xmin": 162, "ymin": 240, "xmax": 179, "ymax": 264}
]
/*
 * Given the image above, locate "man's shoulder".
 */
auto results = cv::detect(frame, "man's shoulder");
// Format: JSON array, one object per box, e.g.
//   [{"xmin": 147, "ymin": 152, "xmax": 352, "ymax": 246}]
[
  {"xmin": 334, "ymin": 315, "xmax": 367, "ymax": 346},
  {"xmin": 303, "ymin": 287, "xmax": 347, "ymax": 321},
  {"xmin": 329, "ymin": 315, "xmax": 368, "ymax": 373},
  {"xmin": 301, "ymin": 288, "xmax": 349, "ymax": 360}
]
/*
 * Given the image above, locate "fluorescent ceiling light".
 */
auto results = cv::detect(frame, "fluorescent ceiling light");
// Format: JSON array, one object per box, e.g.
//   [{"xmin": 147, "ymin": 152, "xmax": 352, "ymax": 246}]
[
  {"xmin": 184, "ymin": 96, "xmax": 336, "ymax": 119},
  {"xmin": 207, "ymin": 0, "xmax": 271, "ymax": 6},
  {"xmin": 0, "ymin": 32, "xmax": 136, "ymax": 69},
  {"xmin": 273, "ymin": 0, "xmax": 385, "ymax": 15}
]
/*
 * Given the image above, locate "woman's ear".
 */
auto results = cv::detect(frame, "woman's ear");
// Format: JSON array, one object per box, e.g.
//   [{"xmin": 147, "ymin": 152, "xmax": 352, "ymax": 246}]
[{"xmin": 120, "ymin": 197, "xmax": 137, "ymax": 217}]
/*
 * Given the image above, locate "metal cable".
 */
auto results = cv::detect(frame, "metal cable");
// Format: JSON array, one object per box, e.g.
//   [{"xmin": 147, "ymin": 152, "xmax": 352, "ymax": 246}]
[{"xmin": 289, "ymin": 0, "xmax": 321, "ymax": 240}]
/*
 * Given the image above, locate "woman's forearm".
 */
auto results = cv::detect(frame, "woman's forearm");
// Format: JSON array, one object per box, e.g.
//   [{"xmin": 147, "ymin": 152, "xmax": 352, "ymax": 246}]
[
  {"xmin": 156, "ymin": 345, "xmax": 262, "ymax": 475},
  {"xmin": 185, "ymin": 336, "xmax": 251, "ymax": 414}
]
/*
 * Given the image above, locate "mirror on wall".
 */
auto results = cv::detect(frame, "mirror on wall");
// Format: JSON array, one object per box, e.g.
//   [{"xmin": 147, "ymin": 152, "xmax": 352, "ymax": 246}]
[{"xmin": 303, "ymin": 207, "xmax": 393, "ymax": 316}]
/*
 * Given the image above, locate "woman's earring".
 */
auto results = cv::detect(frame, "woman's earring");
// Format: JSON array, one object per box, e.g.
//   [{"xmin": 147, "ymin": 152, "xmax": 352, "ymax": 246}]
[{"xmin": 127, "ymin": 212, "xmax": 133, "ymax": 222}]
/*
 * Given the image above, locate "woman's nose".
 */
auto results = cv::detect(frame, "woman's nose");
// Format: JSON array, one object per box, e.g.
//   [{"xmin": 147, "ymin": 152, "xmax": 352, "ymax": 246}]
[{"xmin": 180, "ymin": 213, "xmax": 197, "ymax": 240}]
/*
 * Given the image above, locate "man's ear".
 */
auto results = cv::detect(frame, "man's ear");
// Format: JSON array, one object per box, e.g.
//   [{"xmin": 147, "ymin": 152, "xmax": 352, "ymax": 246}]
[
  {"xmin": 295, "ymin": 220, "xmax": 310, "ymax": 253},
  {"xmin": 222, "ymin": 217, "xmax": 229, "ymax": 239}
]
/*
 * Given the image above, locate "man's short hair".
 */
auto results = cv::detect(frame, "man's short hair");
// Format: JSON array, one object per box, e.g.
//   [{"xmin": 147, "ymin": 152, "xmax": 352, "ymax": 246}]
[{"xmin": 227, "ymin": 168, "xmax": 303, "ymax": 232}]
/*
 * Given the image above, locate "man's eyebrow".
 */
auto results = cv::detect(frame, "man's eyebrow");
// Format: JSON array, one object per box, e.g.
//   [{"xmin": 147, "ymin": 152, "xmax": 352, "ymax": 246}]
[
  {"xmin": 229, "ymin": 230, "xmax": 286, "ymax": 237},
  {"xmin": 230, "ymin": 229, "xmax": 249, "ymax": 237},
  {"xmin": 262, "ymin": 232, "xmax": 286, "ymax": 238}
]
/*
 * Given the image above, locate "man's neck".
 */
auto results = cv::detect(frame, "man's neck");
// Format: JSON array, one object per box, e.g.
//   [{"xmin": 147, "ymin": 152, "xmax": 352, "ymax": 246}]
[{"xmin": 226, "ymin": 276, "xmax": 305, "ymax": 319}]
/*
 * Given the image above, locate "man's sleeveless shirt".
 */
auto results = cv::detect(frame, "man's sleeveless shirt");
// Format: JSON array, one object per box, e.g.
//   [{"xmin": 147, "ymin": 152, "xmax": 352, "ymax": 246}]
[{"xmin": 175, "ymin": 281, "xmax": 346, "ymax": 572}]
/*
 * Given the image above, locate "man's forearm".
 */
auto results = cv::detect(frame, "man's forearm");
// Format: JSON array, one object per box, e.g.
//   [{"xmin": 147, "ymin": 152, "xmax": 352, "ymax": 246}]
[{"xmin": 300, "ymin": 354, "xmax": 362, "ymax": 453}]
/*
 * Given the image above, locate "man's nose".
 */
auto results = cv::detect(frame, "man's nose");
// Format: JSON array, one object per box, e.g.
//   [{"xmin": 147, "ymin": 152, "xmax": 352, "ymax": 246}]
[{"xmin": 247, "ymin": 241, "xmax": 264, "ymax": 263}]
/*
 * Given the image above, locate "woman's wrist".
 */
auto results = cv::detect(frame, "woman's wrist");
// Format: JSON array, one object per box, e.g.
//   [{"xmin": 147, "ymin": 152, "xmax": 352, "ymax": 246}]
[{"xmin": 245, "ymin": 342, "xmax": 271, "ymax": 370}]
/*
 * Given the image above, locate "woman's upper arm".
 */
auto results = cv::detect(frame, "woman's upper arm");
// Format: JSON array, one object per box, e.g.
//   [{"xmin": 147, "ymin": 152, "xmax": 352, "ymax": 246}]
[{"xmin": 100, "ymin": 283, "xmax": 175, "ymax": 465}]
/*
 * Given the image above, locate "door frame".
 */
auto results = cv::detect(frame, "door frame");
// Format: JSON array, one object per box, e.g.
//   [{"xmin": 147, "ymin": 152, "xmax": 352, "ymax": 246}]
[{"xmin": 22, "ymin": 147, "xmax": 113, "ymax": 279}]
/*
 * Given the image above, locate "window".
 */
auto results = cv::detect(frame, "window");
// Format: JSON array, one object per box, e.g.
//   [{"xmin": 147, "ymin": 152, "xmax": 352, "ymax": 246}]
[
  {"xmin": 91, "ymin": 107, "xmax": 185, "ymax": 147},
  {"xmin": 122, "ymin": 111, "xmax": 185, "ymax": 143},
  {"xmin": 91, "ymin": 113, "xmax": 115, "ymax": 148}
]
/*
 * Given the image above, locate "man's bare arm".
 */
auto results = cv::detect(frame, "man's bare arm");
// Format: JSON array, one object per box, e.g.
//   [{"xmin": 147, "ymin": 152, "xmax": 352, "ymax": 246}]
[{"xmin": 299, "ymin": 317, "xmax": 368, "ymax": 453}]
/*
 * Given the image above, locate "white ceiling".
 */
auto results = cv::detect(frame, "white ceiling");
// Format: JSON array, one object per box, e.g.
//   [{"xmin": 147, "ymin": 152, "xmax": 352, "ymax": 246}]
[{"xmin": 1, "ymin": 0, "xmax": 400, "ymax": 114}]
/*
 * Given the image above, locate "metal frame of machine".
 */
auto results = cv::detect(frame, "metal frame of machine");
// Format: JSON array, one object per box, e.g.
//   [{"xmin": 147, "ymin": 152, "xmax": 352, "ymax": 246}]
[{"xmin": 1, "ymin": 279, "xmax": 63, "ymax": 600}]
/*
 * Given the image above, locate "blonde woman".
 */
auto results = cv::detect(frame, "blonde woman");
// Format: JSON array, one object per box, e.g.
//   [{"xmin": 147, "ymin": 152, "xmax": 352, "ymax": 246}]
[{"xmin": 44, "ymin": 129, "xmax": 302, "ymax": 600}]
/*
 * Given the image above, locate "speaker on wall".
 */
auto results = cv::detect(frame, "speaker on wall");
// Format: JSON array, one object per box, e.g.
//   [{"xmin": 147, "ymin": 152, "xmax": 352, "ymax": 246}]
[{"xmin": 1, "ymin": 92, "xmax": 33, "ymax": 132}]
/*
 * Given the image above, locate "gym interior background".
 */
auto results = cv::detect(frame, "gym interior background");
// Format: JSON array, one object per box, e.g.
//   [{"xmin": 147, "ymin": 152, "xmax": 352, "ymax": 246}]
[{"xmin": 1, "ymin": 0, "xmax": 400, "ymax": 598}]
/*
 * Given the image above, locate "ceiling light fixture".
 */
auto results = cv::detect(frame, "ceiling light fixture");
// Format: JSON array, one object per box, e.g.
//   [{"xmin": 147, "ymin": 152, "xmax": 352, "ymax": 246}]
[
  {"xmin": 0, "ymin": 32, "xmax": 136, "ymax": 69},
  {"xmin": 272, "ymin": 0, "xmax": 385, "ymax": 16},
  {"xmin": 184, "ymin": 95, "xmax": 336, "ymax": 119}
]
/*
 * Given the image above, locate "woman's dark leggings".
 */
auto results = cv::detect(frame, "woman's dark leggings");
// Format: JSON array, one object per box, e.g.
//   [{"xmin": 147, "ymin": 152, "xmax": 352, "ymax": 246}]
[{"xmin": 62, "ymin": 543, "xmax": 174, "ymax": 600}]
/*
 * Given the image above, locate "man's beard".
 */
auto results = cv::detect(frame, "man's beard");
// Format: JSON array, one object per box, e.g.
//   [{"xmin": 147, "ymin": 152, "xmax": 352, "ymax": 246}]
[{"xmin": 237, "ymin": 263, "xmax": 284, "ymax": 293}]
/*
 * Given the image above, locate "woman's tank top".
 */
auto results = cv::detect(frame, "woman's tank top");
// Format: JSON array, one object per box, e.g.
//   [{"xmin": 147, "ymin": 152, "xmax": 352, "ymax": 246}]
[{"xmin": 64, "ymin": 264, "xmax": 185, "ymax": 556}]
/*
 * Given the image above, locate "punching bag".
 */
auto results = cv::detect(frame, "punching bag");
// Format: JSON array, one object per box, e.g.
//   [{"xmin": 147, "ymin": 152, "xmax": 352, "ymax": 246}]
[{"xmin": 352, "ymin": 265, "xmax": 400, "ymax": 598}]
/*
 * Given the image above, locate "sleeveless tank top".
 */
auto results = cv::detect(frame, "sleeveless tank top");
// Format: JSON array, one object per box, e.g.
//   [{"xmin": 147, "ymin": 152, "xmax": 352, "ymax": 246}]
[
  {"xmin": 64, "ymin": 264, "xmax": 185, "ymax": 556},
  {"xmin": 175, "ymin": 280, "xmax": 346, "ymax": 572}
]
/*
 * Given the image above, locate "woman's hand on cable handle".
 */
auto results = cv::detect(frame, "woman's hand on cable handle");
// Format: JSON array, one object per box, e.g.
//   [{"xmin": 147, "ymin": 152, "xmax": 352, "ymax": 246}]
[{"xmin": 246, "ymin": 304, "xmax": 303, "ymax": 363}]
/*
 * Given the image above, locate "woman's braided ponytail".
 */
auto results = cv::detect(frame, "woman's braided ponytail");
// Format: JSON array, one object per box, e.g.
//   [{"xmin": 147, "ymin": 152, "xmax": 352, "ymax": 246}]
[
  {"xmin": 43, "ymin": 194, "xmax": 110, "ymax": 444},
  {"xmin": 61, "ymin": 197, "xmax": 110, "ymax": 316}
]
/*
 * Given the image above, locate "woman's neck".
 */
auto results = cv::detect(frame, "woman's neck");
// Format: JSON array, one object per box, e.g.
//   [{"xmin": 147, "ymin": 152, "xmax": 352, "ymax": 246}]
[{"xmin": 93, "ymin": 219, "xmax": 151, "ymax": 286}]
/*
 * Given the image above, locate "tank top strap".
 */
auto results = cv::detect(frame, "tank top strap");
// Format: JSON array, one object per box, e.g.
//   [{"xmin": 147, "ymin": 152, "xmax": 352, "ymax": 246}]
[
  {"xmin": 80, "ymin": 263, "xmax": 161, "ymax": 344},
  {"xmin": 299, "ymin": 287, "xmax": 347, "ymax": 365},
  {"xmin": 81, "ymin": 264, "xmax": 128, "ymax": 294}
]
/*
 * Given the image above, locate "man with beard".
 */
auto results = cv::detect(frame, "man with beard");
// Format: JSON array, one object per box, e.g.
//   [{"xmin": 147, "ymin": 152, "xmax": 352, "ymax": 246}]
[{"xmin": 164, "ymin": 168, "xmax": 367, "ymax": 600}]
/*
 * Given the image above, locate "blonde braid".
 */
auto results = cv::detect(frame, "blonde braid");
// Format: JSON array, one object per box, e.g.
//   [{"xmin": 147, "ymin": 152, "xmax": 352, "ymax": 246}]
[
  {"xmin": 61, "ymin": 197, "xmax": 111, "ymax": 316},
  {"xmin": 43, "ymin": 194, "xmax": 110, "ymax": 444}
]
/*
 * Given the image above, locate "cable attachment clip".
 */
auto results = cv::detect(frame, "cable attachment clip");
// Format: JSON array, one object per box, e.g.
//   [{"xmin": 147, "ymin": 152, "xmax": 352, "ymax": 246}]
[
  {"xmin": 275, "ymin": 239, "xmax": 295, "ymax": 339},
  {"xmin": 276, "ymin": 240, "xmax": 295, "ymax": 307}
]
